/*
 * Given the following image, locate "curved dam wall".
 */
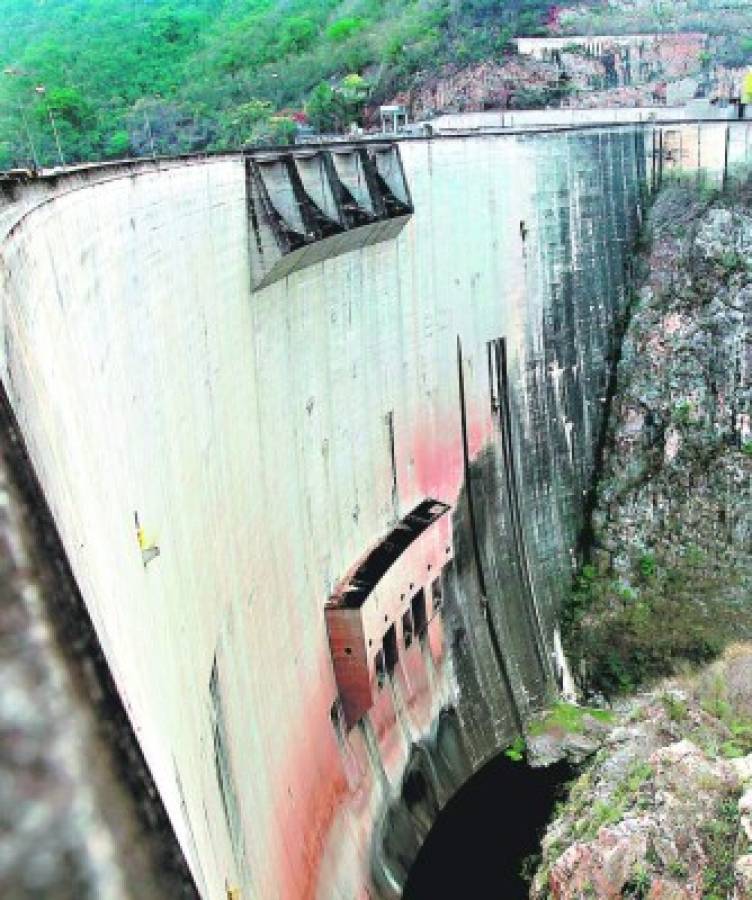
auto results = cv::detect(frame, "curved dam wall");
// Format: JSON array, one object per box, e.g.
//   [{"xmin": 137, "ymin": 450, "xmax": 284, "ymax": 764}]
[{"xmin": 0, "ymin": 127, "xmax": 651, "ymax": 899}]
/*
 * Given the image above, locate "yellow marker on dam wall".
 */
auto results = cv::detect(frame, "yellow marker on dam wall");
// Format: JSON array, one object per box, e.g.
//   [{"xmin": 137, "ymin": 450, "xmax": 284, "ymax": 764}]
[{"xmin": 743, "ymin": 71, "xmax": 752, "ymax": 105}]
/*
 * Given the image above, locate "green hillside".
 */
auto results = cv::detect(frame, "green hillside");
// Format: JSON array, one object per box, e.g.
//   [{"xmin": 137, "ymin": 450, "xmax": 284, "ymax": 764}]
[{"xmin": 0, "ymin": 0, "xmax": 549, "ymax": 168}]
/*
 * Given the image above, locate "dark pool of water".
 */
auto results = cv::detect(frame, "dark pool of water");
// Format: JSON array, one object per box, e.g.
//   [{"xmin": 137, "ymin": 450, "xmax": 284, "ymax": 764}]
[{"xmin": 403, "ymin": 753, "xmax": 572, "ymax": 899}]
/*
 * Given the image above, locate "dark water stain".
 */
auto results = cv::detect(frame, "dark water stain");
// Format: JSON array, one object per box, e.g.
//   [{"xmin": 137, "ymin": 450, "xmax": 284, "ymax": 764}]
[{"xmin": 403, "ymin": 753, "xmax": 572, "ymax": 899}]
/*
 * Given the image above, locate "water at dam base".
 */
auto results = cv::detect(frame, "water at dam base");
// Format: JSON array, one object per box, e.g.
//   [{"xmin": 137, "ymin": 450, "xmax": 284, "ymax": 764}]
[{"xmin": 404, "ymin": 753, "xmax": 573, "ymax": 899}]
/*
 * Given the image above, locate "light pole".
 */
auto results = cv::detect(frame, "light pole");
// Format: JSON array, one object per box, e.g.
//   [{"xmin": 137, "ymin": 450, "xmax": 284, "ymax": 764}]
[
  {"xmin": 143, "ymin": 107, "xmax": 156, "ymax": 157},
  {"xmin": 3, "ymin": 68, "xmax": 66, "ymax": 167},
  {"xmin": 34, "ymin": 85, "xmax": 65, "ymax": 166},
  {"xmin": 2, "ymin": 66, "xmax": 40, "ymax": 168}
]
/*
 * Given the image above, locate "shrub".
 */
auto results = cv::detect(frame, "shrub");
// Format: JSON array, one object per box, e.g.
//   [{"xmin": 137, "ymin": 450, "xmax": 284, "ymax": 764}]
[
  {"xmin": 528, "ymin": 701, "xmax": 614, "ymax": 737},
  {"xmin": 668, "ymin": 859, "xmax": 688, "ymax": 878},
  {"xmin": 638, "ymin": 553, "xmax": 657, "ymax": 579},
  {"xmin": 661, "ymin": 693, "xmax": 688, "ymax": 722},
  {"xmin": 702, "ymin": 795, "xmax": 741, "ymax": 898},
  {"xmin": 326, "ymin": 17, "xmax": 366, "ymax": 42},
  {"xmin": 718, "ymin": 250, "xmax": 746, "ymax": 273},
  {"xmin": 105, "ymin": 130, "xmax": 130, "ymax": 158},
  {"xmin": 672, "ymin": 401, "xmax": 692, "ymax": 426},
  {"xmin": 278, "ymin": 17, "xmax": 317, "ymax": 55},
  {"xmin": 583, "ymin": 798, "xmax": 625, "ymax": 837},
  {"xmin": 623, "ymin": 864, "xmax": 651, "ymax": 898},
  {"xmin": 504, "ymin": 735, "xmax": 526, "ymax": 761},
  {"xmin": 563, "ymin": 553, "xmax": 739, "ymax": 698}
]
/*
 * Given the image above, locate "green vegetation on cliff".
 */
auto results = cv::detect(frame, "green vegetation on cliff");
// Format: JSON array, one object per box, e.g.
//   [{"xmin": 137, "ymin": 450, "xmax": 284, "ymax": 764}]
[{"xmin": 0, "ymin": 0, "xmax": 549, "ymax": 168}]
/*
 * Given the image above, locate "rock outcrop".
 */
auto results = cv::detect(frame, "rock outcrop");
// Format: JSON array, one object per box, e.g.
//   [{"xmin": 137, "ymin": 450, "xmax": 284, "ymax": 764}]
[
  {"xmin": 533, "ymin": 647, "xmax": 752, "ymax": 898},
  {"xmin": 565, "ymin": 182, "xmax": 752, "ymax": 698}
]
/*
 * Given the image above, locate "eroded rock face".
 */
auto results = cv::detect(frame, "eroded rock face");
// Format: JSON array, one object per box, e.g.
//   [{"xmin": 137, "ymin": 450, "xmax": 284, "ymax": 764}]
[
  {"xmin": 565, "ymin": 182, "xmax": 752, "ymax": 698},
  {"xmin": 598, "ymin": 187, "xmax": 752, "ymax": 594},
  {"xmin": 533, "ymin": 649, "xmax": 752, "ymax": 899}
]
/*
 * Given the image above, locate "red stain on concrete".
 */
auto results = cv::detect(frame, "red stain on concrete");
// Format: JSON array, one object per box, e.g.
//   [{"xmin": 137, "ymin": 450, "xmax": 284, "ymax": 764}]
[
  {"xmin": 411, "ymin": 407, "xmax": 491, "ymax": 503},
  {"xmin": 271, "ymin": 671, "xmax": 351, "ymax": 900}
]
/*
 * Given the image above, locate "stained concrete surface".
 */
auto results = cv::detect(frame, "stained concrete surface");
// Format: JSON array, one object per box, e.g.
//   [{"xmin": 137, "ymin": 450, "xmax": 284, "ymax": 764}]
[{"xmin": 0, "ymin": 122, "xmax": 749, "ymax": 898}]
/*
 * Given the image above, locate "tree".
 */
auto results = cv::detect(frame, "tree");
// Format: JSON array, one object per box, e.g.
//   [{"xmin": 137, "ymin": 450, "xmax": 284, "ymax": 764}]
[
  {"xmin": 278, "ymin": 17, "xmax": 317, "ymax": 55},
  {"xmin": 326, "ymin": 17, "xmax": 366, "ymax": 43},
  {"xmin": 105, "ymin": 130, "xmax": 131, "ymax": 158},
  {"xmin": 306, "ymin": 83, "xmax": 344, "ymax": 133},
  {"xmin": 263, "ymin": 116, "xmax": 298, "ymax": 145},
  {"xmin": 340, "ymin": 74, "xmax": 370, "ymax": 124},
  {"xmin": 306, "ymin": 76, "xmax": 369, "ymax": 133},
  {"xmin": 341, "ymin": 73, "xmax": 369, "ymax": 100},
  {"xmin": 125, "ymin": 98, "xmax": 213, "ymax": 156},
  {"xmin": 220, "ymin": 99, "xmax": 274, "ymax": 145},
  {"xmin": 34, "ymin": 87, "xmax": 93, "ymax": 129}
]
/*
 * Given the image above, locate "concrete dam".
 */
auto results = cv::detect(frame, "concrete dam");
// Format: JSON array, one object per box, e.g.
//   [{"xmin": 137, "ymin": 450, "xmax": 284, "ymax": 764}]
[{"xmin": 0, "ymin": 121, "xmax": 747, "ymax": 899}]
